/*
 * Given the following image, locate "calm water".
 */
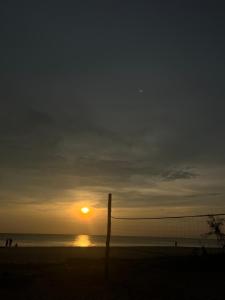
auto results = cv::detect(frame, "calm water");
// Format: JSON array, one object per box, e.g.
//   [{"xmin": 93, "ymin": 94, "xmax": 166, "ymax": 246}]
[{"xmin": 0, "ymin": 233, "xmax": 220, "ymax": 248}]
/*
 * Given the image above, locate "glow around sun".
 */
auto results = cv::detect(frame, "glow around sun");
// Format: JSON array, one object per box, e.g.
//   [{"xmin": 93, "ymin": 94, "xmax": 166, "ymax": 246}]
[{"xmin": 81, "ymin": 207, "xmax": 90, "ymax": 214}]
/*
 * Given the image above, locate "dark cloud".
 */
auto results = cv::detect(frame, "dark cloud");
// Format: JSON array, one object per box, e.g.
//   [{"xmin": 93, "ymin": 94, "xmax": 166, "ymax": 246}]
[{"xmin": 0, "ymin": 0, "xmax": 225, "ymax": 212}]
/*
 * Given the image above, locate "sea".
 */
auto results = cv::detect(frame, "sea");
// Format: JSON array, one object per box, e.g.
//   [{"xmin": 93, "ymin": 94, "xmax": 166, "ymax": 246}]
[{"xmin": 0, "ymin": 233, "xmax": 220, "ymax": 248}]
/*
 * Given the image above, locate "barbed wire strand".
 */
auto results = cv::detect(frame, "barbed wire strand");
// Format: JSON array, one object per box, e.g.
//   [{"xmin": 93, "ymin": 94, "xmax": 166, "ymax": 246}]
[{"xmin": 111, "ymin": 213, "xmax": 225, "ymax": 221}]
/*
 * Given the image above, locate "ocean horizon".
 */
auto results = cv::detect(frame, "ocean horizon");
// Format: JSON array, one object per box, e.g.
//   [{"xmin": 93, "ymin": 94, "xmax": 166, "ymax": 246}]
[{"xmin": 0, "ymin": 233, "xmax": 220, "ymax": 248}]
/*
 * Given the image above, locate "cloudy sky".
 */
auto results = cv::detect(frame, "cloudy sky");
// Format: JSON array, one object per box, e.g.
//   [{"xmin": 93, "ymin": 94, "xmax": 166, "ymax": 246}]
[{"xmin": 0, "ymin": 0, "xmax": 225, "ymax": 235}]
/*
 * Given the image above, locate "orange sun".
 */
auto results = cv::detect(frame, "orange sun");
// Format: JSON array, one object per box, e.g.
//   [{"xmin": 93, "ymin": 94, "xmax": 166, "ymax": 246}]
[{"xmin": 80, "ymin": 207, "xmax": 90, "ymax": 214}]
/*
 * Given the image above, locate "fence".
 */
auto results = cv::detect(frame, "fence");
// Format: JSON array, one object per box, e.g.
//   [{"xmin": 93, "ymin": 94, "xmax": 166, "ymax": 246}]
[{"xmin": 104, "ymin": 193, "xmax": 225, "ymax": 279}]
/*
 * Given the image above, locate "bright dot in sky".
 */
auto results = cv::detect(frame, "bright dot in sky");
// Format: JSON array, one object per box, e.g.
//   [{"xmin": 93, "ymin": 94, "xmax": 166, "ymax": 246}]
[{"xmin": 81, "ymin": 207, "xmax": 90, "ymax": 214}]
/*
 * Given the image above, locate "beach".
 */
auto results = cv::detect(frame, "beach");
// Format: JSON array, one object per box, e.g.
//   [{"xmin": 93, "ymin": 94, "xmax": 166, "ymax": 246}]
[
  {"xmin": 0, "ymin": 246, "xmax": 225, "ymax": 300},
  {"xmin": 0, "ymin": 246, "xmax": 198, "ymax": 263}
]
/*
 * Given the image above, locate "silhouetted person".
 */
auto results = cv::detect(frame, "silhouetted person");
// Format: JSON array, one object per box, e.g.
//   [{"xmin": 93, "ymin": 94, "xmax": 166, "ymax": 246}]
[
  {"xmin": 175, "ymin": 241, "xmax": 178, "ymax": 247},
  {"xmin": 5, "ymin": 239, "xmax": 9, "ymax": 248},
  {"xmin": 201, "ymin": 246, "xmax": 207, "ymax": 256},
  {"xmin": 9, "ymin": 239, "xmax": 13, "ymax": 247},
  {"xmin": 192, "ymin": 247, "xmax": 199, "ymax": 256},
  {"xmin": 14, "ymin": 243, "xmax": 18, "ymax": 248}
]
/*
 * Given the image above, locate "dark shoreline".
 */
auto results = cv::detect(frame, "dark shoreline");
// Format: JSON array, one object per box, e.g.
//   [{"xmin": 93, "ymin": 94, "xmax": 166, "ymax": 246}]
[
  {"xmin": 0, "ymin": 247, "xmax": 225, "ymax": 299},
  {"xmin": 0, "ymin": 246, "xmax": 222, "ymax": 263}
]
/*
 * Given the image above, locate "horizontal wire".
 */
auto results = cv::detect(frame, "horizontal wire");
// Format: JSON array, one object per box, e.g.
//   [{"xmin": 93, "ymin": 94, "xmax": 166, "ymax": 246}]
[{"xmin": 111, "ymin": 213, "xmax": 225, "ymax": 221}]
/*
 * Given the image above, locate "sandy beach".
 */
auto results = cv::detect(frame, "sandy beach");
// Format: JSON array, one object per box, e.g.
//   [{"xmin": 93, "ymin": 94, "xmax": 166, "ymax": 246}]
[
  {"xmin": 0, "ymin": 247, "xmax": 224, "ymax": 300},
  {"xmin": 0, "ymin": 246, "xmax": 198, "ymax": 263}
]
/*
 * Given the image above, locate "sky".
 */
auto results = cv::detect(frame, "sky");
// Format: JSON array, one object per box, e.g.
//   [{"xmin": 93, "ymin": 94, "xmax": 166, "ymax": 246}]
[{"xmin": 0, "ymin": 0, "xmax": 225, "ymax": 235}]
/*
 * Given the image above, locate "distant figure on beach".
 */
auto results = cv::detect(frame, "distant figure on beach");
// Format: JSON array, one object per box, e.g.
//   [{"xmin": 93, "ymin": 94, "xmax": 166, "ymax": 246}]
[
  {"xmin": 9, "ymin": 238, "xmax": 13, "ymax": 247},
  {"xmin": 175, "ymin": 241, "xmax": 178, "ymax": 247},
  {"xmin": 201, "ymin": 246, "xmax": 207, "ymax": 256},
  {"xmin": 5, "ymin": 238, "xmax": 13, "ymax": 248},
  {"xmin": 15, "ymin": 243, "xmax": 18, "ymax": 247},
  {"xmin": 192, "ymin": 247, "xmax": 199, "ymax": 256}
]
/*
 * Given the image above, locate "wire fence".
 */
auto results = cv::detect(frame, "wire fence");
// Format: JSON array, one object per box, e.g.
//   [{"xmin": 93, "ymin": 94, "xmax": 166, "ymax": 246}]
[
  {"xmin": 110, "ymin": 208, "xmax": 225, "ymax": 248},
  {"xmin": 112, "ymin": 213, "xmax": 225, "ymax": 220},
  {"xmin": 104, "ymin": 194, "xmax": 225, "ymax": 279}
]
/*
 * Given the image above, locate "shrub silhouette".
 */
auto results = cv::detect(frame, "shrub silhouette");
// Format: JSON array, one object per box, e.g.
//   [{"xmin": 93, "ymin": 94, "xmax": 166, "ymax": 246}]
[{"xmin": 205, "ymin": 216, "xmax": 225, "ymax": 248}]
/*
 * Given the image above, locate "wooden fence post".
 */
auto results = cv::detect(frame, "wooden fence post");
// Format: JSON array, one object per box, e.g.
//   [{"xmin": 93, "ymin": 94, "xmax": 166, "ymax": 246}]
[{"xmin": 105, "ymin": 193, "xmax": 112, "ymax": 280}]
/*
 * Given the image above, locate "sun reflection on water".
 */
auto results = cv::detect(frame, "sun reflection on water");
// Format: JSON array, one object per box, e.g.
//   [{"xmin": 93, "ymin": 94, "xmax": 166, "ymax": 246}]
[{"xmin": 73, "ymin": 235, "xmax": 94, "ymax": 247}]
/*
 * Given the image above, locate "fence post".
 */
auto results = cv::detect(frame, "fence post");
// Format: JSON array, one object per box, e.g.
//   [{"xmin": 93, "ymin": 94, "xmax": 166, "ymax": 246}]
[{"xmin": 105, "ymin": 193, "xmax": 112, "ymax": 280}]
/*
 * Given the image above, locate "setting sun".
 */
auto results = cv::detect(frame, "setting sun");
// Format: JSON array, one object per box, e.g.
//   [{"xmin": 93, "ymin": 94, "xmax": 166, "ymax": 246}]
[{"xmin": 81, "ymin": 207, "xmax": 90, "ymax": 214}]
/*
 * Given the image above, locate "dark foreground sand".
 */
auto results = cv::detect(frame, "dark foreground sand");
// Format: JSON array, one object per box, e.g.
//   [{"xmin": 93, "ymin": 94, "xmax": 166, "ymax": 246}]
[{"xmin": 0, "ymin": 247, "xmax": 225, "ymax": 300}]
